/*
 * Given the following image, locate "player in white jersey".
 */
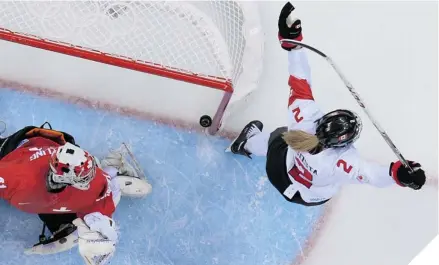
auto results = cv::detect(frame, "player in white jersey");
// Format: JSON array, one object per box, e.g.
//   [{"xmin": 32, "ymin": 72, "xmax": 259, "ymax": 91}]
[{"xmin": 228, "ymin": 2, "xmax": 426, "ymax": 206}]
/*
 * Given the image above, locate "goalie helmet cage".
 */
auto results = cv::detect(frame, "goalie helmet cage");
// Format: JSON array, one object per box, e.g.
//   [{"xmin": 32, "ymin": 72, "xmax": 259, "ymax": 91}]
[{"xmin": 0, "ymin": 1, "xmax": 264, "ymax": 135}]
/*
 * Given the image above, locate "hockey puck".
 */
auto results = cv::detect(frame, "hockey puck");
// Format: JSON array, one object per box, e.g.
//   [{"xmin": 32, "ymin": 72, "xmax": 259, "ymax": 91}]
[{"xmin": 199, "ymin": 115, "xmax": 212, "ymax": 128}]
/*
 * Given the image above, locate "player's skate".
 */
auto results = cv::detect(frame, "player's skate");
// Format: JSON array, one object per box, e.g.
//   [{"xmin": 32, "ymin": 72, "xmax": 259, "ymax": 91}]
[
  {"xmin": 226, "ymin": 120, "xmax": 263, "ymax": 158},
  {"xmin": 99, "ymin": 143, "xmax": 152, "ymax": 197}
]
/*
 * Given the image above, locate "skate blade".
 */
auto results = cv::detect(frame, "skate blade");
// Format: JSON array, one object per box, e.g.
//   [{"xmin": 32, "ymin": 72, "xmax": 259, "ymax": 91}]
[
  {"xmin": 225, "ymin": 135, "xmax": 239, "ymax": 153},
  {"xmin": 225, "ymin": 142, "xmax": 233, "ymax": 152}
]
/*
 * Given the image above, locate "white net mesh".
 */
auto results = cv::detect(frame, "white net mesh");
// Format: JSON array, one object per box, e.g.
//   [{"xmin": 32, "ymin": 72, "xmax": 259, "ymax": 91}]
[
  {"xmin": 0, "ymin": 1, "xmax": 264, "ymax": 132},
  {"xmin": 0, "ymin": 1, "xmax": 261, "ymax": 85}
]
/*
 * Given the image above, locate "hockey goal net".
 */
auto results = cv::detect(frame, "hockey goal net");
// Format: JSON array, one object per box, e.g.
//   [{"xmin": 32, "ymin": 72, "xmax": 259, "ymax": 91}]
[{"xmin": 0, "ymin": 1, "xmax": 263, "ymax": 134}]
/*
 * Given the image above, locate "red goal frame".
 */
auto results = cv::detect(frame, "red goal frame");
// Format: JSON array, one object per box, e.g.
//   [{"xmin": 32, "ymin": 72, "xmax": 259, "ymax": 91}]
[{"xmin": 0, "ymin": 28, "xmax": 234, "ymax": 135}]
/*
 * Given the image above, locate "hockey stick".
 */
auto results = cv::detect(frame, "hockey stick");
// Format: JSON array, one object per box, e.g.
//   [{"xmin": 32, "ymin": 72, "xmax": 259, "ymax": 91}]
[{"xmin": 280, "ymin": 39, "xmax": 414, "ymax": 172}]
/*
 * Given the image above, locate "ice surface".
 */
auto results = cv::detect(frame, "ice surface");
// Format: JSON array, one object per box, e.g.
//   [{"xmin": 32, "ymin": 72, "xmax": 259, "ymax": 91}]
[
  {"xmin": 0, "ymin": 89, "xmax": 324, "ymax": 265},
  {"xmin": 0, "ymin": 1, "xmax": 436, "ymax": 265}
]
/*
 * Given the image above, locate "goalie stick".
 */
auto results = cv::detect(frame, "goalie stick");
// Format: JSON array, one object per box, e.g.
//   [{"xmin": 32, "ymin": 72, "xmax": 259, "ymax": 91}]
[{"xmin": 280, "ymin": 39, "xmax": 414, "ymax": 173}]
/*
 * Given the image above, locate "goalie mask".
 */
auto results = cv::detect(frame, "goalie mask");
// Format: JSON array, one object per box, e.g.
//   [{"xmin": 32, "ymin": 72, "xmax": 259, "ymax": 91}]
[
  {"xmin": 47, "ymin": 143, "xmax": 96, "ymax": 191},
  {"xmin": 315, "ymin": 109, "xmax": 362, "ymax": 148}
]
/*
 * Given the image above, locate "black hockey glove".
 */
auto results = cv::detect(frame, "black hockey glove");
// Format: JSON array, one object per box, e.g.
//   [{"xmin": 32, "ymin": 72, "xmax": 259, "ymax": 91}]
[
  {"xmin": 390, "ymin": 160, "xmax": 426, "ymax": 190},
  {"xmin": 278, "ymin": 2, "xmax": 303, "ymax": 51}
]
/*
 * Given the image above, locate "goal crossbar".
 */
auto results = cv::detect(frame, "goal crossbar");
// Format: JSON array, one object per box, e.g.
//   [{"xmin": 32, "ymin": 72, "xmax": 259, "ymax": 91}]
[{"xmin": 0, "ymin": 28, "xmax": 233, "ymax": 134}]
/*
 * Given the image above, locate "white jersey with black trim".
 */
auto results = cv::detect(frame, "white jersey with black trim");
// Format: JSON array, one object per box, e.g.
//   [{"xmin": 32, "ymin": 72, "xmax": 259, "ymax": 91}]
[{"xmin": 285, "ymin": 48, "xmax": 397, "ymax": 203}]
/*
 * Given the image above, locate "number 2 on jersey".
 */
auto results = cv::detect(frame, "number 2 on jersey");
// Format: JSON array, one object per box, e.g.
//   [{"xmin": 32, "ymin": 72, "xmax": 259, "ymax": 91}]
[
  {"xmin": 292, "ymin": 107, "xmax": 303, "ymax": 123},
  {"xmin": 288, "ymin": 158, "xmax": 313, "ymax": 189},
  {"xmin": 336, "ymin": 159, "xmax": 353, "ymax": 173}
]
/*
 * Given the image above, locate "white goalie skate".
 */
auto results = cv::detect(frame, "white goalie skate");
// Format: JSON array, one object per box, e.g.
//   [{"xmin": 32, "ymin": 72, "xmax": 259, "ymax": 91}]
[{"xmin": 99, "ymin": 143, "xmax": 152, "ymax": 198}]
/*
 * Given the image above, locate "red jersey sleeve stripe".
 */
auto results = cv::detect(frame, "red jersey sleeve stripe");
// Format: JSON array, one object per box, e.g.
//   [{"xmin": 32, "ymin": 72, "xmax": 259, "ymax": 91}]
[{"xmin": 288, "ymin": 75, "xmax": 314, "ymax": 106}]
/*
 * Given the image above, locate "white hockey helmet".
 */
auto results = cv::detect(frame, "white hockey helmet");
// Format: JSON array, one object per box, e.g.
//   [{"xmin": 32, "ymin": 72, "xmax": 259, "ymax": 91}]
[{"xmin": 48, "ymin": 143, "xmax": 97, "ymax": 190}]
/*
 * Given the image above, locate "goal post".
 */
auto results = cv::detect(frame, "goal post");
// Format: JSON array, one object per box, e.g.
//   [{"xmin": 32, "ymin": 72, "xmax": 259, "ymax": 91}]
[{"xmin": 0, "ymin": 1, "xmax": 264, "ymax": 135}]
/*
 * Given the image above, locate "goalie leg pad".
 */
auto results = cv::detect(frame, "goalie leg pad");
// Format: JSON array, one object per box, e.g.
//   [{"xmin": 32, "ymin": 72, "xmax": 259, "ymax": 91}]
[
  {"xmin": 99, "ymin": 143, "xmax": 152, "ymax": 198},
  {"xmin": 100, "ymin": 149, "xmax": 139, "ymax": 178},
  {"xmin": 114, "ymin": 175, "xmax": 152, "ymax": 197}
]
